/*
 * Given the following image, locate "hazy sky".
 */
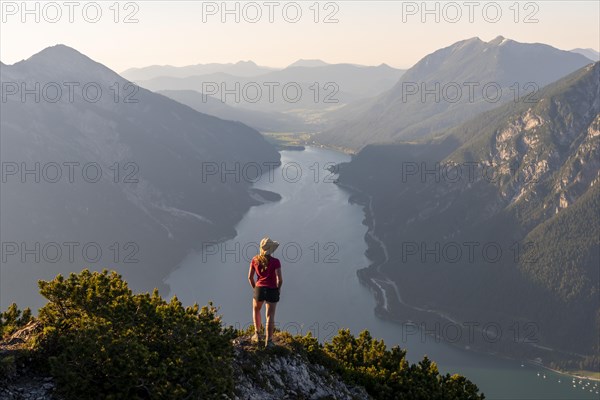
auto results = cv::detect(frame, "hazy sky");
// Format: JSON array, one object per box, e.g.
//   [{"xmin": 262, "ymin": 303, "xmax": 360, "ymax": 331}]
[{"xmin": 1, "ymin": 1, "xmax": 599, "ymax": 72}]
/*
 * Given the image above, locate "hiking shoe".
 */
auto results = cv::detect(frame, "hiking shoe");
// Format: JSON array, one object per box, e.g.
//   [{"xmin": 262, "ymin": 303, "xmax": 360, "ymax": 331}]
[
  {"xmin": 265, "ymin": 339, "xmax": 275, "ymax": 348},
  {"xmin": 251, "ymin": 333, "xmax": 260, "ymax": 343}
]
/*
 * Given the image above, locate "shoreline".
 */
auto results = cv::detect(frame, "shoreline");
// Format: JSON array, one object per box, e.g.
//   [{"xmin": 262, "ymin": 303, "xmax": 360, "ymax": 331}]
[
  {"xmin": 537, "ymin": 364, "xmax": 600, "ymax": 383},
  {"xmin": 334, "ymin": 178, "xmax": 600, "ymax": 383}
]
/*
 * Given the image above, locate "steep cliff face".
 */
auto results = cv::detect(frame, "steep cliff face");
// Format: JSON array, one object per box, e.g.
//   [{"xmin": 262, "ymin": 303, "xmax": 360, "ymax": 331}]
[
  {"xmin": 336, "ymin": 63, "xmax": 600, "ymax": 366},
  {"xmin": 448, "ymin": 63, "xmax": 600, "ymax": 222}
]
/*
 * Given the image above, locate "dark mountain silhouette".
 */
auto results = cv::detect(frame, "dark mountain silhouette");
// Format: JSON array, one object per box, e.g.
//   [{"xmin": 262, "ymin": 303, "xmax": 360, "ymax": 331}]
[{"xmin": 0, "ymin": 45, "xmax": 280, "ymax": 310}]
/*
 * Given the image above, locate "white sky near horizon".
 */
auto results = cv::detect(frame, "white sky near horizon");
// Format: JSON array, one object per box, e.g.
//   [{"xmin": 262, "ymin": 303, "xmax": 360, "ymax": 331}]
[{"xmin": 0, "ymin": 1, "xmax": 599, "ymax": 72}]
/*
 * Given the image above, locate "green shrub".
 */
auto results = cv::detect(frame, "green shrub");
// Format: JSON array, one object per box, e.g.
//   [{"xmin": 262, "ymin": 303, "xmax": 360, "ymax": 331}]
[
  {"xmin": 291, "ymin": 328, "xmax": 484, "ymax": 400},
  {"xmin": 1, "ymin": 270, "xmax": 485, "ymax": 399},
  {"xmin": 0, "ymin": 303, "xmax": 32, "ymax": 338},
  {"xmin": 35, "ymin": 270, "xmax": 235, "ymax": 400}
]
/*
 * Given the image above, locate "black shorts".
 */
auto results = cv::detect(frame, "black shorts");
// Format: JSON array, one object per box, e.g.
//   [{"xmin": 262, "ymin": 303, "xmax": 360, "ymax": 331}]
[{"xmin": 253, "ymin": 286, "xmax": 280, "ymax": 303}]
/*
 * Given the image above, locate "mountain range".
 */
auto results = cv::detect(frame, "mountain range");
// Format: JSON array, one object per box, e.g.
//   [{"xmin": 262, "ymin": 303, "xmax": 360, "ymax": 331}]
[
  {"xmin": 287, "ymin": 59, "xmax": 331, "ymax": 68},
  {"xmin": 0, "ymin": 45, "xmax": 280, "ymax": 310},
  {"xmin": 121, "ymin": 60, "xmax": 276, "ymax": 81},
  {"xmin": 158, "ymin": 89, "xmax": 313, "ymax": 133},
  {"xmin": 3, "ymin": 36, "xmax": 598, "ymax": 374},
  {"xmin": 318, "ymin": 36, "xmax": 593, "ymax": 151},
  {"xmin": 122, "ymin": 59, "xmax": 340, "ymax": 81},
  {"xmin": 570, "ymin": 48, "xmax": 600, "ymax": 62},
  {"xmin": 128, "ymin": 63, "xmax": 405, "ymax": 115},
  {"xmin": 336, "ymin": 61, "xmax": 600, "ymax": 369}
]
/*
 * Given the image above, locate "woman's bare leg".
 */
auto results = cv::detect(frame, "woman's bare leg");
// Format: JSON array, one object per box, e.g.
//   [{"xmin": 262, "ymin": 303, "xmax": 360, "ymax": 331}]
[
  {"xmin": 265, "ymin": 302, "xmax": 277, "ymax": 342},
  {"xmin": 253, "ymin": 298, "xmax": 264, "ymax": 335}
]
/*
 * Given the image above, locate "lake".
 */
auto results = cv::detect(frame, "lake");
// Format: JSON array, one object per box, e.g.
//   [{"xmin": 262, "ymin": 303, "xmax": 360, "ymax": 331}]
[{"xmin": 166, "ymin": 147, "xmax": 598, "ymax": 400}]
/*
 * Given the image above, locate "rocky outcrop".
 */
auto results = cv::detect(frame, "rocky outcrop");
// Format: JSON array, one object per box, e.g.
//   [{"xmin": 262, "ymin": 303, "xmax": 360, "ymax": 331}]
[
  {"xmin": 231, "ymin": 335, "xmax": 370, "ymax": 400},
  {"xmin": 0, "ymin": 326, "xmax": 370, "ymax": 400},
  {"xmin": 0, "ymin": 322, "xmax": 59, "ymax": 400},
  {"xmin": 0, "ymin": 377, "xmax": 57, "ymax": 400}
]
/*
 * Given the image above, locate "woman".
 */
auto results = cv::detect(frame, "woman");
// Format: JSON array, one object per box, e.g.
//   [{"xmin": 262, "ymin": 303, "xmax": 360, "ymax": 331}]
[{"xmin": 248, "ymin": 237, "xmax": 283, "ymax": 347}]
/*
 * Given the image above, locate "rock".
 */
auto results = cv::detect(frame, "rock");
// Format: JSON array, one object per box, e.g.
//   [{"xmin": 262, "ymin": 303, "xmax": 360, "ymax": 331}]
[
  {"xmin": 230, "ymin": 334, "xmax": 371, "ymax": 400},
  {"xmin": 0, "ymin": 326, "xmax": 368, "ymax": 399},
  {"xmin": 0, "ymin": 324, "xmax": 59, "ymax": 400}
]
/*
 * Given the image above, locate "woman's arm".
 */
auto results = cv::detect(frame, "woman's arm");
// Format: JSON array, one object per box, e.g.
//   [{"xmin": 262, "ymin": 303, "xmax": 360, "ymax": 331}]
[
  {"xmin": 276, "ymin": 268, "xmax": 283, "ymax": 289},
  {"xmin": 248, "ymin": 263, "xmax": 256, "ymax": 288}
]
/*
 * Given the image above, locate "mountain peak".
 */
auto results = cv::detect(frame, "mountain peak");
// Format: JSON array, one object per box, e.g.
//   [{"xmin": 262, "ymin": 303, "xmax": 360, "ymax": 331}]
[
  {"xmin": 320, "ymin": 36, "xmax": 593, "ymax": 149},
  {"xmin": 288, "ymin": 59, "xmax": 329, "ymax": 68},
  {"xmin": 14, "ymin": 44, "xmax": 119, "ymax": 81},
  {"xmin": 29, "ymin": 44, "xmax": 87, "ymax": 61},
  {"xmin": 488, "ymin": 35, "xmax": 512, "ymax": 46},
  {"xmin": 235, "ymin": 60, "xmax": 258, "ymax": 66},
  {"xmin": 450, "ymin": 37, "xmax": 484, "ymax": 51},
  {"xmin": 23, "ymin": 44, "xmax": 96, "ymax": 69},
  {"xmin": 464, "ymin": 36, "xmax": 484, "ymax": 43}
]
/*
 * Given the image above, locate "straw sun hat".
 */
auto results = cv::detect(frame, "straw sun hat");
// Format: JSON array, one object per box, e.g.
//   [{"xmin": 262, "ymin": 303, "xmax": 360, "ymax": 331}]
[{"xmin": 260, "ymin": 237, "xmax": 279, "ymax": 256}]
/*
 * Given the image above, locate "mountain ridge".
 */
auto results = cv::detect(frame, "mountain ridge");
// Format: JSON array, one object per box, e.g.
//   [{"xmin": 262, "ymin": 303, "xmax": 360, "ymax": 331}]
[
  {"xmin": 318, "ymin": 36, "xmax": 593, "ymax": 150},
  {"xmin": 0, "ymin": 45, "xmax": 281, "ymax": 311},
  {"xmin": 336, "ymin": 62, "xmax": 600, "ymax": 369},
  {"xmin": 0, "ymin": 270, "xmax": 485, "ymax": 399}
]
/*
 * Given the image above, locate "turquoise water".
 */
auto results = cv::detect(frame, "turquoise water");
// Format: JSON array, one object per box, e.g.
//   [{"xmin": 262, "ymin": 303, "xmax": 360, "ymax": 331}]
[{"xmin": 166, "ymin": 147, "xmax": 598, "ymax": 399}]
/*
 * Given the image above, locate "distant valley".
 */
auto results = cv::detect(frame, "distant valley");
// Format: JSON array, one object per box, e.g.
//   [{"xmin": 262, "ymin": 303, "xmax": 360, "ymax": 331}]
[{"xmin": 3, "ymin": 37, "xmax": 599, "ymax": 380}]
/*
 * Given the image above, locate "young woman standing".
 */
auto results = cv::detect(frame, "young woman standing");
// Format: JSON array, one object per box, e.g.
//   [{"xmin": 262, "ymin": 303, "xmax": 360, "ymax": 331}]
[{"xmin": 248, "ymin": 237, "xmax": 283, "ymax": 347}]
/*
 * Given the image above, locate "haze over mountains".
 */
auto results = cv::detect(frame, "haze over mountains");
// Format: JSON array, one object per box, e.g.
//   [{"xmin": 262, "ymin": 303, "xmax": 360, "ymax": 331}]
[
  {"xmin": 318, "ymin": 36, "xmax": 593, "ymax": 151},
  {"xmin": 570, "ymin": 48, "xmax": 600, "ymax": 62},
  {"xmin": 287, "ymin": 59, "xmax": 330, "ymax": 68},
  {"xmin": 121, "ymin": 60, "xmax": 276, "ymax": 81},
  {"xmin": 2, "ymin": 35, "xmax": 599, "ymax": 378},
  {"xmin": 0, "ymin": 45, "xmax": 280, "ymax": 310},
  {"xmin": 337, "ymin": 62, "xmax": 600, "ymax": 368},
  {"xmin": 126, "ymin": 62, "xmax": 405, "ymax": 115},
  {"xmin": 159, "ymin": 89, "xmax": 312, "ymax": 133},
  {"xmin": 122, "ymin": 58, "xmax": 344, "ymax": 82}
]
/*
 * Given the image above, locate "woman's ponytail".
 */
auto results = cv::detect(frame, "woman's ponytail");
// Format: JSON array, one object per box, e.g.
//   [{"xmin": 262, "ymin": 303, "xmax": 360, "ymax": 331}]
[{"xmin": 257, "ymin": 249, "xmax": 269, "ymax": 273}]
